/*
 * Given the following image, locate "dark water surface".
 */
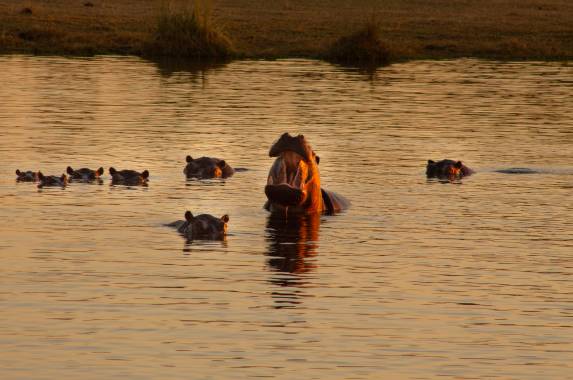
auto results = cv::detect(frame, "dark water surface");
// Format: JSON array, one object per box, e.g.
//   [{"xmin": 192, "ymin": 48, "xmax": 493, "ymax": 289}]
[{"xmin": 1, "ymin": 56, "xmax": 572, "ymax": 379}]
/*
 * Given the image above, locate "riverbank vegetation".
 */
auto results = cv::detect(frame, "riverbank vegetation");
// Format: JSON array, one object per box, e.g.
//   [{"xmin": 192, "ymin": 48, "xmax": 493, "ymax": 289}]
[
  {"xmin": 325, "ymin": 19, "xmax": 392, "ymax": 66},
  {"xmin": 0, "ymin": 0, "xmax": 571, "ymax": 63},
  {"xmin": 144, "ymin": 0, "xmax": 233, "ymax": 59}
]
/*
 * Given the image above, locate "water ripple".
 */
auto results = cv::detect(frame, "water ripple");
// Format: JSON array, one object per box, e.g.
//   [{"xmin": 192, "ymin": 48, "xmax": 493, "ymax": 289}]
[{"xmin": 0, "ymin": 56, "xmax": 572, "ymax": 379}]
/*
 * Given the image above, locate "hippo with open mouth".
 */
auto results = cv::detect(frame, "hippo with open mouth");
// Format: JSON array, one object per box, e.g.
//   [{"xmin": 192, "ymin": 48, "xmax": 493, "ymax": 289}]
[
  {"xmin": 37, "ymin": 172, "xmax": 67, "ymax": 188},
  {"xmin": 264, "ymin": 133, "xmax": 349, "ymax": 214},
  {"xmin": 109, "ymin": 167, "xmax": 149, "ymax": 185},
  {"xmin": 183, "ymin": 156, "xmax": 234, "ymax": 179},
  {"xmin": 167, "ymin": 211, "xmax": 229, "ymax": 240},
  {"xmin": 67, "ymin": 166, "xmax": 104, "ymax": 182},
  {"xmin": 15, "ymin": 169, "xmax": 39, "ymax": 182},
  {"xmin": 426, "ymin": 159, "xmax": 474, "ymax": 179}
]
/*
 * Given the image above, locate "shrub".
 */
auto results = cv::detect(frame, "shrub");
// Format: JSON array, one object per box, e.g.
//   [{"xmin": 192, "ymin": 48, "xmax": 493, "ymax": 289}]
[
  {"xmin": 145, "ymin": 0, "xmax": 234, "ymax": 59},
  {"xmin": 326, "ymin": 20, "xmax": 392, "ymax": 66}
]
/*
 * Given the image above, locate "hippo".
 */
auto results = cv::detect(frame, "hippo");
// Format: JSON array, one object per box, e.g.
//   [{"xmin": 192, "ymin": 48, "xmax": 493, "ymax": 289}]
[
  {"xmin": 67, "ymin": 166, "xmax": 104, "ymax": 182},
  {"xmin": 37, "ymin": 172, "xmax": 67, "ymax": 188},
  {"xmin": 183, "ymin": 156, "xmax": 234, "ymax": 179},
  {"xmin": 426, "ymin": 159, "xmax": 474, "ymax": 179},
  {"xmin": 109, "ymin": 167, "xmax": 149, "ymax": 185},
  {"xmin": 15, "ymin": 169, "xmax": 39, "ymax": 182},
  {"xmin": 167, "ymin": 211, "xmax": 229, "ymax": 240},
  {"xmin": 264, "ymin": 133, "xmax": 349, "ymax": 214}
]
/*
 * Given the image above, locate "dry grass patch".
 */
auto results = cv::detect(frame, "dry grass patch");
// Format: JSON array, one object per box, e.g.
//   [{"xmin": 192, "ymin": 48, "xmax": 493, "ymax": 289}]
[
  {"xmin": 0, "ymin": 0, "xmax": 571, "ymax": 61},
  {"xmin": 325, "ymin": 19, "xmax": 392, "ymax": 66},
  {"xmin": 144, "ymin": 0, "xmax": 234, "ymax": 59}
]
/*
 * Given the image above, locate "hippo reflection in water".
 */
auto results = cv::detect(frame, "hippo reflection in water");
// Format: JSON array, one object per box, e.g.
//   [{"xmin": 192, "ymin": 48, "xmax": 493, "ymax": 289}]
[
  {"xmin": 426, "ymin": 159, "xmax": 474, "ymax": 180},
  {"xmin": 184, "ymin": 156, "xmax": 234, "ymax": 179},
  {"xmin": 265, "ymin": 212, "xmax": 321, "ymax": 308},
  {"xmin": 264, "ymin": 133, "xmax": 349, "ymax": 214},
  {"xmin": 67, "ymin": 166, "xmax": 104, "ymax": 183},
  {"xmin": 167, "ymin": 211, "xmax": 229, "ymax": 240},
  {"xmin": 266, "ymin": 213, "xmax": 320, "ymax": 275}
]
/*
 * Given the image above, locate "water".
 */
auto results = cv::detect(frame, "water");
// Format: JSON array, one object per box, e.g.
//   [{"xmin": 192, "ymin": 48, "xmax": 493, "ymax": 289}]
[{"xmin": 0, "ymin": 56, "xmax": 572, "ymax": 379}]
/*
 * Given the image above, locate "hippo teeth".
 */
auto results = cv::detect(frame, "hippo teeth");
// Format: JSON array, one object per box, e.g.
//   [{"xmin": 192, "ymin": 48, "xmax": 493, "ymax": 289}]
[
  {"xmin": 292, "ymin": 165, "xmax": 304, "ymax": 188},
  {"xmin": 268, "ymin": 160, "xmax": 304, "ymax": 189}
]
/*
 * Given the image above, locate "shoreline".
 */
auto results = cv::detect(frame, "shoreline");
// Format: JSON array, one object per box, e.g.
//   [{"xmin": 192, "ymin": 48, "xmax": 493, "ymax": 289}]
[{"xmin": 1, "ymin": 0, "xmax": 572, "ymax": 63}]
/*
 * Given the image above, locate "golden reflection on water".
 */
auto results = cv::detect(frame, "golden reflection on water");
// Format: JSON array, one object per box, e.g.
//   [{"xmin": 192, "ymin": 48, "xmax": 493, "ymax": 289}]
[
  {"xmin": 0, "ymin": 56, "xmax": 572, "ymax": 379},
  {"xmin": 265, "ymin": 212, "xmax": 321, "ymax": 309},
  {"xmin": 266, "ymin": 213, "xmax": 320, "ymax": 275}
]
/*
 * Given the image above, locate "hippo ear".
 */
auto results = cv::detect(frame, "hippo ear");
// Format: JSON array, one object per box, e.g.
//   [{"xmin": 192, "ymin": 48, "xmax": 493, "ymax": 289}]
[
  {"xmin": 66, "ymin": 166, "xmax": 74, "ymax": 175},
  {"xmin": 428, "ymin": 160, "xmax": 435, "ymax": 165},
  {"xmin": 455, "ymin": 161, "xmax": 463, "ymax": 169},
  {"xmin": 221, "ymin": 214, "xmax": 229, "ymax": 223},
  {"xmin": 109, "ymin": 167, "xmax": 116, "ymax": 175},
  {"xmin": 186, "ymin": 155, "xmax": 193, "ymax": 163},
  {"xmin": 185, "ymin": 211, "xmax": 194, "ymax": 222},
  {"xmin": 96, "ymin": 167, "xmax": 104, "ymax": 176},
  {"xmin": 38, "ymin": 171, "xmax": 44, "ymax": 180},
  {"xmin": 16, "ymin": 169, "xmax": 21, "ymax": 175},
  {"xmin": 217, "ymin": 160, "xmax": 226, "ymax": 169},
  {"xmin": 141, "ymin": 170, "xmax": 149, "ymax": 179},
  {"xmin": 315, "ymin": 155, "xmax": 320, "ymax": 165}
]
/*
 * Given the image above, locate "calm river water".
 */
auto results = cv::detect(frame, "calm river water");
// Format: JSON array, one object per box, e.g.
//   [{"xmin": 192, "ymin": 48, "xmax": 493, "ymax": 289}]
[{"xmin": 0, "ymin": 56, "xmax": 572, "ymax": 379}]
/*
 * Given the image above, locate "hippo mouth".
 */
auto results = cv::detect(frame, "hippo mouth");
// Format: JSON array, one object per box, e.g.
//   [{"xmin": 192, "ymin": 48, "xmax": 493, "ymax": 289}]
[
  {"xmin": 265, "ymin": 183, "xmax": 306, "ymax": 207},
  {"xmin": 265, "ymin": 150, "xmax": 310, "ymax": 207}
]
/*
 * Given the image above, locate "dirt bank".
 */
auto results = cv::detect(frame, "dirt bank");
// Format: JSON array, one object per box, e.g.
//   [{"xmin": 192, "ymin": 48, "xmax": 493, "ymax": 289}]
[{"xmin": 1, "ymin": 0, "xmax": 571, "ymax": 61}]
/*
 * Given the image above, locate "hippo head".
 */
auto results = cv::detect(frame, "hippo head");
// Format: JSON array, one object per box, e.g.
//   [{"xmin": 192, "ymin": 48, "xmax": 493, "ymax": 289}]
[
  {"xmin": 109, "ymin": 167, "xmax": 149, "ymax": 185},
  {"xmin": 37, "ymin": 172, "xmax": 67, "ymax": 188},
  {"xmin": 265, "ymin": 133, "xmax": 322, "ymax": 211},
  {"xmin": 67, "ymin": 166, "xmax": 104, "ymax": 182},
  {"xmin": 426, "ymin": 159, "xmax": 473, "ymax": 178},
  {"xmin": 16, "ymin": 169, "xmax": 38, "ymax": 182},
  {"xmin": 178, "ymin": 211, "xmax": 229, "ymax": 240},
  {"xmin": 184, "ymin": 156, "xmax": 233, "ymax": 179}
]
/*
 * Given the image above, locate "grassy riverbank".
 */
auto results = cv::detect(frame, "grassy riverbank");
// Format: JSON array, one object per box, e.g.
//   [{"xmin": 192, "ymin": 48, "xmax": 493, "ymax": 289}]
[{"xmin": 0, "ymin": 0, "xmax": 571, "ymax": 62}]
